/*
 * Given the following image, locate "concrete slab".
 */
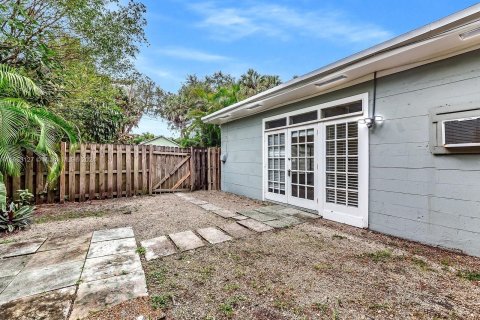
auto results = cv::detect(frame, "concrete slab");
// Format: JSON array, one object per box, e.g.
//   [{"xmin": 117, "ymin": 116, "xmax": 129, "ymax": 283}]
[
  {"xmin": 0, "ymin": 286, "xmax": 76, "ymax": 320},
  {"xmin": 91, "ymin": 227, "xmax": 134, "ymax": 243},
  {"xmin": 188, "ymin": 199, "xmax": 208, "ymax": 205},
  {"xmin": 0, "ymin": 238, "xmax": 46, "ymax": 259},
  {"xmin": 87, "ymin": 237, "xmax": 137, "ymax": 259},
  {"xmin": 0, "ymin": 276, "xmax": 13, "ymax": 293},
  {"xmin": 197, "ymin": 227, "xmax": 232, "ymax": 244},
  {"xmin": 70, "ymin": 272, "xmax": 148, "ymax": 320},
  {"xmin": 0, "ymin": 255, "xmax": 30, "ymax": 277},
  {"xmin": 24, "ymin": 241, "xmax": 89, "ymax": 270},
  {"xmin": 0, "ymin": 260, "xmax": 83, "ymax": 304},
  {"xmin": 238, "ymin": 210, "xmax": 278, "ymax": 222},
  {"xmin": 231, "ymin": 215, "xmax": 248, "ymax": 221},
  {"xmin": 38, "ymin": 233, "xmax": 91, "ymax": 252},
  {"xmin": 263, "ymin": 216, "xmax": 303, "ymax": 228},
  {"xmin": 218, "ymin": 222, "xmax": 255, "ymax": 238},
  {"xmin": 199, "ymin": 203, "xmax": 221, "ymax": 211},
  {"xmin": 140, "ymin": 236, "xmax": 177, "ymax": 261},
  {"xmin": 212, "ymin": 209, "xmax": 236, "ymax": 218},
  {"xmin": 255, "ymin": 205, "xmax": 287, "ymax": 214},
  {"xmin": 274, "ymin": 207, "xmax": 303, "ymax": 215},
  {"xmin": 81, "ymin": 251, "xmax": 143, "ymax": 282},
  {"xmin": 169, "ymin": 231, "xmax": 204, "ymax": 251},
  {"xmin": 237, "ymin": 219, "xmax": 274, "ymax": 233}
]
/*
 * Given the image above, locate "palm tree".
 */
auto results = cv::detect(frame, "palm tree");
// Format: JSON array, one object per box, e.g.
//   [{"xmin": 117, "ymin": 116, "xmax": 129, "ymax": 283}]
[{"xmin": 0, "ymin": 64, "xmax": 79, "ymax": 188}]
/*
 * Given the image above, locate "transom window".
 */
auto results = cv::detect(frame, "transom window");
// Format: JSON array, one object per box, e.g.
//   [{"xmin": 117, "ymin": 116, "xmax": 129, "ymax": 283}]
[
  {"xmin": 267, "ymin": 133, "xmax": 286, "ymax": 195},
  {"xmin": 325, "ymin": 122, "xmax": 359, "ymax": 207}
]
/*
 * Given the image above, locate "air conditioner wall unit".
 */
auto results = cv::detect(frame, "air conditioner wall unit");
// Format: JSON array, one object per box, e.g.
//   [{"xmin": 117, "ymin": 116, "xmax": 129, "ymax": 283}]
[{"xmin": 442, "ymin": 116, "xmax": 480, "ymax": 147}]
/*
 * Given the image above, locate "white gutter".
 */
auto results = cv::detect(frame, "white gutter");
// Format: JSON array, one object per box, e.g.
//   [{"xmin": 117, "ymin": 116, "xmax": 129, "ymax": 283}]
[{"xmin": 202, "ymin": 4, "xmax": 480, "ymax": 124}]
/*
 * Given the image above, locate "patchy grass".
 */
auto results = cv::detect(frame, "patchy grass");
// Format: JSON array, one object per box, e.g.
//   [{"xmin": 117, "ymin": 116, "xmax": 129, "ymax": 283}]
[
  {"xmin": 135, "ymin": 247, "xmax": 146, "ymax": 255},
  {"xmin": 457, "ymin": 270, "xmax": 480, "ymax": 281},
  {"xmin": 149, "ymin": 267, "xmax": 168, "ymax": 285},
  {"xmin": 219, "ymin": 295, "xmax": 246, "ymax": 318},
  {"xmin": 34, "ymin": 210, "xmax": 106, "ymax": 224},
  {"xmin": 0, "ymin": 238, "xmax": 16, "ymax": 245},
  {"xmin": 332, "ymin": 234, "xmax": 347, "ymax": 240},
  {"xmin": 364, "ymin": 249, "xmax": 392, "ymax": 262},
  {"xmin": 223, "ymin": 282, "xmax": 240, "ymax": 292},
  {"xmin": 411, "ymin": 257, "xmax": 430, "ymax": 271},
  {"xmin": 150, "ymin": 294, "xmax": 173, "ymax": 310}
]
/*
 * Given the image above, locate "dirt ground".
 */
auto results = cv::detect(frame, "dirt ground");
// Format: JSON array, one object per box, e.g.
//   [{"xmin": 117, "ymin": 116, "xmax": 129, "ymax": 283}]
[
  {"xmin": 0, "ymin": 192, "xmax": 254, "ymax": 243},
  {"xmin": 2, "ymin": 191, "xmax": 479, "ymax": 319}
]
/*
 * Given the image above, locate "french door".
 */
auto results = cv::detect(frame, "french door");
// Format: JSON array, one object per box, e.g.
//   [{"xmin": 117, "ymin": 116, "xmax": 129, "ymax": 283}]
[
  {"xmin": 286, "ymin": 126, "xmax": 317, "ymax": 210},
  {"xmin": 320, "ymin": 118, "xmax": 368, "ymax": 228},
  {"xmin": 264, "ymin": 125, "xmax": 318, "ymax": 210}
]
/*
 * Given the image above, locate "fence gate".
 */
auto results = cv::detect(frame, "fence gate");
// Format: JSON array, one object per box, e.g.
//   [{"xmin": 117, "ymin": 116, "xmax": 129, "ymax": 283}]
[{"xmin": 151, "ymin": 147, "xmax": 192, "ymax": 192}]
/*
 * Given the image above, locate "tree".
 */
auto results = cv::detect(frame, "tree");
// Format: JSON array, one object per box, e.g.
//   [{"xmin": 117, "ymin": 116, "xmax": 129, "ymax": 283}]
[
  {"xmin": 0, "ymin": 64, "xmax": 78, "ymax": 185},
  {"xmin": 156, "ymin": 70, "xmax": 282, "ymax": 147},
  {"xmin": 0, "ymin": 0, "xmax": 147, "ymax": 75}
]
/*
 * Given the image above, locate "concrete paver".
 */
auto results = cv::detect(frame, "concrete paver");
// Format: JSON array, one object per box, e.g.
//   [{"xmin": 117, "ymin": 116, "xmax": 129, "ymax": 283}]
[
  {"xmin": 197, "ymin": 227, "xmax": 232, "ymax": 244},
  {"xmin": 199, "ymin": 203, "xmax": 221, "ymax": 211},
  {"xmin": 81, "ymin": 251, "xmax": 143, "ymax": 283},
  {"xmin": 238, "ymin": 210, "xmax": 278, "ymax": 222},
  {"xmin": 231, "ymin": 215, "xmax": 248, "ymax": 220},
  {"xmin": 0, "ymin": 238, "xmax": 46, "ymax": 259},
  {"xmin": 24, "ymin": 241, "xmax": 89, "ymax": 270},
  {"xmin": 70, "ymin": 271, "xmax": 148, "ymax": 320},
  {"xmin": 263, "ymin": 216, "xmax": 303, "ymax": 228},
  {"xmin": 87, "ymin": 237, "xmax": 137, "ymax": 259},
  {"xmin": 140, "ymin": 236, "xmax": 177, "ymax": 261},
  {"xmin": 0, "ymin": 286, "xmax": 76, "ymax": 320},
  {"xmin": 0, "ymin": 260, "xmax": 83, "ymax": 304},
  {"xmin": 38, "ymin": 233, "xmax": 91, "ymax": 252},
  {"xmin": 212, "ymin": 208, "xmax": 236, "ymax": 218},
  {"xmin": 237, "ymin": 219, "xmax": 274, "ymax": 233},
  {"xmin": 91, "ymin": 227, "xmax": 134, "ymax": 243},
  {"xmin": 0, "ymin": 255, "xmax": 30, "ymax": 277},
  {"xmin": 188, "ymin": 199, "xmax": 209, "ymax": 205},
  {"xmin": 0, "ymin": 276, "xmax": 13, "ymax": 293},
  {"xmin": 169, "ymin": 230, "xmax": 205, "ymax": 251},
  {"xmin": 218, "ymin": 222, "xmax": 255, "ymax": 238}
]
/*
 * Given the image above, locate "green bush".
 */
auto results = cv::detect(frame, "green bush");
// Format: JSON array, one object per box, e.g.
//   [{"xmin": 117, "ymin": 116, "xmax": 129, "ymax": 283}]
[{"xmin": 0, "ymin": 174, "xmax": 34, "ymax": 232}]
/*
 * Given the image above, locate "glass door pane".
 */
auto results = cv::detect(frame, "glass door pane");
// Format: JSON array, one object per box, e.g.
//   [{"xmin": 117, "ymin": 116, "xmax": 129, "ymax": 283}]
[
  {"xmin": 267, "ymin": 132, "xmax": 286, "ymax": 195},
  {"xmin": 289, "ymin": 128, "xmax": 315, "ymax": 201}
]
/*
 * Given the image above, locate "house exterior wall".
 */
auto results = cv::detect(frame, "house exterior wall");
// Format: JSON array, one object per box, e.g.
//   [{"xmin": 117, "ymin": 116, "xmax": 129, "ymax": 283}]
[{"xmin": 220, "ymin": 49, "xmax": 480, "ymax": 256}]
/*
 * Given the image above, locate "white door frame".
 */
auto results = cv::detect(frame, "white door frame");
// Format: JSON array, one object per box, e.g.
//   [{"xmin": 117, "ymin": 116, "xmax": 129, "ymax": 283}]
[
  {"xmin": 262, "ymin": 92, "xmax": 369, "ymax": 228},
  {"xmin": 286, "ymin": 124, "xmax": 319, "ymax": 210},
  {"xmin": 319, "ymin": 116, "xmax": 369, "ymax": 228}
]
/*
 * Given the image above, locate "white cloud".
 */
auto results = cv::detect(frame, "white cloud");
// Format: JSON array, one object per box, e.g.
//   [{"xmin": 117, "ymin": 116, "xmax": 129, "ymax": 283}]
[
  {"xmin": 189, "ymin": 2, "xmax": 392, "ymax": 43},
  {"xmin": 157, "ymin": 46, "xmax": 230, "ymax": 62}
]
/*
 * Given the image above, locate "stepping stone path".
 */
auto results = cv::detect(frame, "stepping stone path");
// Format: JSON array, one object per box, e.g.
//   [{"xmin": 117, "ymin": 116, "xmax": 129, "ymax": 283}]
[
  {"xmin": 197, "ymin": 227, "xmax": 232, "ymax": 244},
  {"xmin": 134, "ymin": 193, "xmax": 319, "ymax": 263},
  {"xmin": 0, "ymin": 227, "xmax": 148, "ymax": 320}
]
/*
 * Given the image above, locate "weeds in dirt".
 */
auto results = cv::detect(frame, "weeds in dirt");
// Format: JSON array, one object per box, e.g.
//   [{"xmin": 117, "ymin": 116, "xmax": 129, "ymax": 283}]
[
  {"xmin": 457, "ymin": 270, "xmax": 480, "ymax": 281},
  {"xmin": 332, "ymin": 234, "xmax": 347, "ymax": 240},
  {"xmin": 151, "ymin": 293, "xmax": 173, "ymax": 310},
  {"xmin": 219, "ymin": 295, "xmax": 246, "ymax": 318},
  {"xmin": 136, "ymin": 247, "xmax": 146, "ymax": 255},
  {"xmin": 364, "ymin": 249, "xmax": 392, "ymax": 262},
  {"xmin": 34, "ymin": 210, "xmax": 106, "ymax": 224},
  {"xmin": 223, "ymin": 282, "xmax": 240, "ymax": 292},
  {"xmin": 313, "ymin": 263, "xmax": 333, "ymax": 271},
  {"xmin": 312, "ymin": 302, "xmax": 329, "ymax": 313},
  {"xmin": 150, "ymin": 267, "xmax": 168, "ymax": 284},
  {"xmin": 0, "ymin": 238, "xmax": 15, "ymax": 244},
  {"xmin": 411, "ymin": 257, "xmax": 430, "ymax": 271}
]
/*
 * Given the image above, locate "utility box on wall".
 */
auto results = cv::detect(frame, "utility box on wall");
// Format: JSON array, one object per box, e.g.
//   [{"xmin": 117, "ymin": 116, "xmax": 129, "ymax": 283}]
[{"xmin": 429, "ymin": 105, "xmax": 480, "ymax": 154}]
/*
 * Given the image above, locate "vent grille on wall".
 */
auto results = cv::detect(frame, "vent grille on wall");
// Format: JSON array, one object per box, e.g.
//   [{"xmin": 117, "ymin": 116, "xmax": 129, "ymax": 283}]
[{"xmin": 443, "ymin": 117, "xmax": 480, "ymax": 147}]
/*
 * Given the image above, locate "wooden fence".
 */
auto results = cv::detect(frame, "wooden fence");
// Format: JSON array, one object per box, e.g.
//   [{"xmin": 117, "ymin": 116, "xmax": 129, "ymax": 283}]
[{"xmin": 3, "ymin": 143, "xmax": 221, "ymax": 204}]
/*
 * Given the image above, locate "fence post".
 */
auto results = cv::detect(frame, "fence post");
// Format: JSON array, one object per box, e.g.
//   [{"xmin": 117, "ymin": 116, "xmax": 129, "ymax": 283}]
[
  {"xmin": 148, "ymin": 145, "xmax": 153, "ymax": 195},
  {"xmin": 59, "ymin": 142, "xmax": 66, "ymax": 203}
]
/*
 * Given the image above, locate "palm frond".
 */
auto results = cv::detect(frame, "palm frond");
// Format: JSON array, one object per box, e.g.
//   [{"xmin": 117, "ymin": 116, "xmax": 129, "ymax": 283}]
[{"xmin": 0, "ymin": 64, "xmax": 43, "ymax": 97}]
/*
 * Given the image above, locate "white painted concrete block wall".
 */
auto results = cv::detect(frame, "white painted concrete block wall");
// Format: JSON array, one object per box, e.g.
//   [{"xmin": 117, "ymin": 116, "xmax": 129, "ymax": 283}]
[{"xmin": 220, "ymin": 49, "xmax": 480, "ymax": 256}]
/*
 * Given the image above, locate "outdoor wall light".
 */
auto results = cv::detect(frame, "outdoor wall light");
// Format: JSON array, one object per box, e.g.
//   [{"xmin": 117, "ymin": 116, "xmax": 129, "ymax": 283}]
[
  {"xmin": 358, "ymin": 115, "xmax": 384, "ymax": 128},
  {"xmin": 221, "ymin": 153, "xmax": 227, "ymax": 163},
  {"xmin": 459, "ymin": 27, "xmax": 480, "ymax": 40}
]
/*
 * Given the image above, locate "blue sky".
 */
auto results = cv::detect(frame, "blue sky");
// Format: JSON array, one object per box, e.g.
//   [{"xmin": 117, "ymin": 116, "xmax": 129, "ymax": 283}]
[{"xmin": 132, "ymin": 0, "xmax": 480, "ymax": 137}]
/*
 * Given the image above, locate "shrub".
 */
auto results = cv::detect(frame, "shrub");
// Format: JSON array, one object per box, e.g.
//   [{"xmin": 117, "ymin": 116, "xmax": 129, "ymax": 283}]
[{"xmin": 0, "ymin": 175, "xmax": 34, "ymax": 232}]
